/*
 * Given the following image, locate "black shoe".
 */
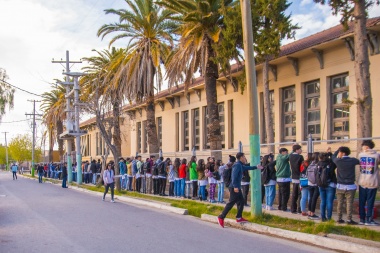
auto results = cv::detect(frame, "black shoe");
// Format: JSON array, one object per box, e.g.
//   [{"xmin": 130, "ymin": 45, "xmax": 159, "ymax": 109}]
[
  {"xmin": 321, "ymin": 218, "xmax": 327, "ymax": 222},
  {"xmin": 291, "ymin": 211, "xmax": 298, "ymax": 214},
  {"xmin": 337, "ymin": 219, "xmax": 345, "ymax": 224},
  {"xmin": 346, "ymin": 220, "xmax": 358, "ymax": 225}
]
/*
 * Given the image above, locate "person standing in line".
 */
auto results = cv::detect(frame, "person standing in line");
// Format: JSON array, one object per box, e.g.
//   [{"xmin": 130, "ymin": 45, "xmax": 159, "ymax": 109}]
[
  {"xmin": 135, "ymin": 156, "xmax": 143, "ymax": 193},
  {"xmin": 158, "ymin": 158, "xmax": 169, "ymax": 196},
  {"xmin": 357, "ymin": 140, "xmax": 379, "ymax": 226},
  {"xmin": 102, "ymin": 163, "xmax": 115, "ymax": 203},
  {"xmin": 145, "ymin": 155, "xmax": 154, "ymax": 194},
  {"xmin": 262, "ymin": 154, "xmax": 276, "ymax": 210},
  {"xmin": 300, "ymin": 154, "xmax": 311, "ymax": 216},
  {"xmin": 168, "ymin": 159, "xmax": 175, "ymax": 196},
  {"xmin": 62, "ymin": 162, "xmax": 68, "ymax": 188},
  {"xmin": 37, "ymin": 163, "xmax": 45, "ymax": 183},
  {"xmin": 189, "ymin": 156, "xmax": 198, "ymax": 200},
  {"xmin": 11, "ymin": 163, "xmax": 18, "ymax": 180},
  {"xmin": 289, "ymin": 144, "xmax": 304, "ymax": 214},
  {"xmin": 206, "ymin": 157, "xmax": 217, "ymax": 203},
  {"xmin": 333, "ymin": 146, "xmax": 360, "ymax": 225},
  {"xmin": 197, "ymin": 159, "xmax": 207, "ymax": 201},
  {"xmin": 317, "ymin": 152, "xmax": 337, "ymax": 221},
  {"xmin": 90, "ymin": 160, "xmax": 97, "ymax": 185},
  {"xmin": 118, "ymin": 158, "xmax": 127, "ymax": 190},
  {"xmin": 126, "ymin": 157, "xmax": 133, "ymax": 191},
  {"xmin": 276, "ymin": 148, "xmax": 291, "ymax": 212},
  {"xmin": 178, "ymin": 158, "xmax": 187, "ymax": 198},
  {"xmin": 217, "ymin": 152, "xmax": 263, "ymax": 228},
  {"xmin": 173, "ymin": 158, "xmax": 181, "ymax": 197},
  {"xmin": 185, "ymin": 159, "xmax": 192, "ymax": 199},
  {"xmin": 307, "ymin": 152, "xmax": 320, "ymax": 220}
]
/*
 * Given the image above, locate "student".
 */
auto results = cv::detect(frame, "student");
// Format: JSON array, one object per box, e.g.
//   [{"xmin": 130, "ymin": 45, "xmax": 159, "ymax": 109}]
[
  {"xmin": 173, "ymin": 158, "xmax": 181, "ymax": 197},
  {"xmin": 168, "ymin": 159, "xmax": 175, "ymax": 196},
  {"xmin": 126, "ymin": 157, "xmax": 133, "ymax": 191},
  {"xmin": 217, "ymin": 152, "xmax": 263, "ymax": 228},
  {"xmin": 11, "ymin": 163, "xmax": 18, "ymax": 180},
  {"xmin": 289, "ymin": 144, "xmax": 304, "ymax": 214},
  {"xmin": 102, "ymin": 163, "xmax": 115, "ymax": 202},
  {"xmin": 276, "ymin": 148, "xmax": 291, "ymax": 212},
  {"xmin": 357, "ymin": 140, "xmax": 379, "ymax": 226},
  {"xmin": 262, "ymin": 154, "xmax": 276, "ymax": 210},
  {"xmin": 135, "ymin": 156, "xmax": 143, "ymax": 193},
  {"xmin": 197, "ymin": 159, "xmax": 207, "ymax": 201},
  {"xmin": 37, "ymin": 163, "xmax": 45, "ymax": 183},
  {"xmin": 241, "ymin": 168, "xmax": 250, "ymax": 207},
  {"xmin": 145, "ymin": 156, "xmax": 154, "ymax": 194},
  {"xmin": 300, "ymin": 154, "xmax": 311, "ymax": 216},
  {"xmin": 185, "ymin": 159, "xmax": 192, "ymax": 199},
  {"xmin": 158, "ymin": 158, "xmax": 169, "ymax": 196},
  {"xmin": 118, "ymin": 158, "xmax": 127, "ymax": 190},
  {"xmin": 317, "ymin": 152, "xmax": 337, "ymax": 221},
  {"xmin": 333, "ymin": 146, "xmax": 360, "ymax": 225},
  {"xmin": 62, "ymin": 162, "xmax": 68, "ymax": 188},
  {"xmin": 178, "ymin": 158, "xmax": 187, "ymax": 198},
  {"xmin": 307, "ymin": 152, "xmax": 320, "ymax": 220},
  {"xmin": 217, "ymin": 159, "xmax": 227, "ymax": 203},
  {"xmin": 189, "ymin": 156, "xmax": 198, "ymax": 200},
  {"xmin": 206, "ymin": 157, "xmax": 217, "ymax": 203}
]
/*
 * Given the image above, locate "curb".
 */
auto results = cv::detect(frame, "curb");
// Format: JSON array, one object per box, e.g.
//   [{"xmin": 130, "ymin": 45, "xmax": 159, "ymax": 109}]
[
  {"xmin": 21, "ymin": 175, "xmax": 188, "ymax": 215},
  {"xmin": 201, "ymin": 214, "xmax": 378, "ymax": 253}
]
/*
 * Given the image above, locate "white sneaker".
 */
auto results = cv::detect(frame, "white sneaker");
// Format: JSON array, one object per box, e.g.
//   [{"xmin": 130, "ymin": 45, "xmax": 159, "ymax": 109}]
[
  {"xmin": 111, "ymin": 200, "xmax": 115, "ymax": 203},
  {"xmin": 102, "ymin": 198, "xmax": 105, "ymax": 201}
]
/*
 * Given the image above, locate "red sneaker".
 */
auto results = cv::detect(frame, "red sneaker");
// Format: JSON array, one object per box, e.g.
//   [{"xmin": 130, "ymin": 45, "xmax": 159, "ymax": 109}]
[
  {"xmin": 217, "ymin": 217, "xmax": 224, "ymax": 228},
  {"xmin": 236, "ymin": 217, "xmax": 248, "ymax": 223}
]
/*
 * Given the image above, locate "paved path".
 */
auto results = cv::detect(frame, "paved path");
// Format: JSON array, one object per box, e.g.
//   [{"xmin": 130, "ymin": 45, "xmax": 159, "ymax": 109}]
[{"xmin": 0, "ymin": 171, "xmax": 336, "ymax": 253}]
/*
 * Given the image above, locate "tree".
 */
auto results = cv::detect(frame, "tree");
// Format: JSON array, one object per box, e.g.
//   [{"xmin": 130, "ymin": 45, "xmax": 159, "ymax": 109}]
[
  {"xmin": 9, "ymin": 134, "xmax": 42, "ymax": 164},
  {"xmin": 81, "ymin": 47, "xmax": 128, "ymax": 190},
  {"xmin": 158, "ymin": 0, "xmax": 236, "ymax": 158},
  {"xmin": 253, "ymin": 0, "xmax": 298, "ymax": 152},
  {"xmin": 314, "ymin": 0, "xmax": 379, "ymax": 144},
  {"xmin": 0, "ymin": 145, "xmax": 12, "ymax": 166},
  {"xmin": 97, "ymin": 0, "xmax": 177, "ymax": 155},
  {"xmin": 41, "ymin": 84, "xmax": 66, "ymax": 162},
  {"xmin": 0, "ymin": 68, "xmax": 16, "ymax": 122}
]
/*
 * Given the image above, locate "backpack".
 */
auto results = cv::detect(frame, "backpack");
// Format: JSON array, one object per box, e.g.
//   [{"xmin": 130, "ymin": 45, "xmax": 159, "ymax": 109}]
[
  {"xmin": 223, "ymin": 167, "xmax": 232, "ymax": 187},
  {"xmin": 152, "ymin": 163, "xmax": 159, "ymax": 176},
  {"xmin": 132, "ymin": 160, "xmax": 138, "ymax": 174},
  {"xmin": 139, "ymin": 162, "xmax": 144, "ymax": 175},
  {"xmin": 144, "ymin": 161, "xmax": 151, "ymax": 174},
  {"xmin": 261, "ymin": 165, "xmax": 270, "ymax": 185},
  {"xmin": 306, "ymin": 162, "xmax": 317, "ymax": 184},
  {"xmin": 213, "ymin": 170, "xmax": 221, "ymax": 180},
  {"xmin": 158, "ymin": 162, "xmax": 167, "ymax": 176},
  {"xmin": 316, "ymin": 164, "xmax": 330, "ymax": 187}
]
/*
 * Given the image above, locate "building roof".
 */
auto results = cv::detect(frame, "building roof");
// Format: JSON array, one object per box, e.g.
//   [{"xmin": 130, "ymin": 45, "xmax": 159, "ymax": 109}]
[{"xmin": 80, "ymin": 17, "xmax": 380, "ymax": 128}]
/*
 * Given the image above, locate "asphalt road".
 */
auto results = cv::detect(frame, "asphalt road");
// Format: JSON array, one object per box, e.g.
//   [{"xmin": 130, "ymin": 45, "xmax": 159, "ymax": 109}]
[{"xmin": 0, "ymin": 171, "xmax": 335, "ymax": 253}]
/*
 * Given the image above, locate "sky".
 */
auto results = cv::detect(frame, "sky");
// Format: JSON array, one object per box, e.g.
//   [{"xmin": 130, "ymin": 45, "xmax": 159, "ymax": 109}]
[{"xmin": 0, "ymin": 0, "xmax": 379, "ymax": 149}]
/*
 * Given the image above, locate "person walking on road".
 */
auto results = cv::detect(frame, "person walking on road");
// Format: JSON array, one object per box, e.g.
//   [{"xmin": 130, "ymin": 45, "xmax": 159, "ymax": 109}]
[
  {"xmin": 11, "ymin": 163, "xmax": 18, "ymax": 180},
  {"xmin": 62, "ymin": 162, "xmax": 68, "ymax": 188},
  {"xmin": 37, "ymin": 163, "xmax": 44, "ymax": 183},
  {"xmin": 217, "ymin": 152, "xmax": 263, "ymax": 228},
  {"xmin": 103, "ymin": 163, "xmax": 115, "ymax": 203}
]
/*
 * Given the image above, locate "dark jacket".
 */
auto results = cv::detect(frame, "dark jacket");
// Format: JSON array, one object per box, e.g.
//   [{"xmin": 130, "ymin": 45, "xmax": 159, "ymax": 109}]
[
  {"xmin": 231, "ymin": 161, "xmax": 258, "ymax": 189},
  {"xmin": 289, "ymin": 153, "xmax": 304, "ymax": 180},
  {"xmin": 90, "ymin": 162, "xmax": 97, "ymax": 174},
  {"xmin": 333, "ymin": 150, "xmax": 359, "ymax": 185},
  {"xmin": 317, "ymin": 160, "xmax": 337, "ymax": 185},
  {"xmin": 62, "ymin": 166, "xmax": 68, "ymax": 177},
  {"xmin": 241, "ymin": 169, "xmax": 251, "ymax": 183},
  {"xmin": 267, "ymin": 161, "xmax": 277, "ymax": 182}
]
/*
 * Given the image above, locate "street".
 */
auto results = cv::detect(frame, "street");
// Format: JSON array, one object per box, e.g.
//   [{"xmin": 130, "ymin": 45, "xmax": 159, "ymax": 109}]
[{"xmin": 0, "ymin": 172, "xmax": 334, "ymax": 253}]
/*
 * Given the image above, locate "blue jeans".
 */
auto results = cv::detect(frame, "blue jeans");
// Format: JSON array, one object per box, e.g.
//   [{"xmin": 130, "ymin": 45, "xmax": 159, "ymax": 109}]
[
  {"xmin": 92, "ymin": 173, "xmax": 97, "ymax": 184},
  {"xmin": 199, "ymin": 185, "xmax": 206, "ymax": 200},
  {"xmin": 359, "ymin": 186, "xmax": 377, "ymax": 221},
  {"xmin": 300, "ymin": 187, "xmax": 309, "ymax": 212},
  {"xmin": 179, "ymin": 178, "xmax": 186, "ymax": 197},
  {"xmin": 217, "ymin": 182, "xmax": 225, "ymax": 202},
  {"xmin": 174, "ymin": 179, "xmax": 180, "ymax": 196},
  {"xmin": 265, "ymin": 185, "xmax": 276, "ymax": 207},
  {"xmin": 38, "ymin": 172, "xmax": 43, "ymax": 183},
  {"xmin": 120, "ymin": 176, "xmax": 127, "ymax": 189},
  {"xmin": 319, "ymin": 186, "xmax": 336, "ymax": 219},
  {"xmin": 62, "ymin": 176, "xmax": 67, "ymax": 188}
]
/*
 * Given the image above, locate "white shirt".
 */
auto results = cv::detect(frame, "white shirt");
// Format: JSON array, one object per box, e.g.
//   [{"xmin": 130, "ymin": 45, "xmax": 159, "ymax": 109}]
[{"xmin": 336, "ymin": 183, "xmax": 357, "ymax": 191}]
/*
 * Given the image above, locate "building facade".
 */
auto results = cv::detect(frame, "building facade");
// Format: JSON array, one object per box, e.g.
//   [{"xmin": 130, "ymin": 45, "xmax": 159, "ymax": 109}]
[{"xmin": 80, "ymin": 18, "xmax": 380, "ymax": 162}]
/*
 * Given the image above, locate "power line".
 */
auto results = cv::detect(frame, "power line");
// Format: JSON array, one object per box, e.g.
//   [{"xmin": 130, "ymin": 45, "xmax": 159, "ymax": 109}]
[
  {"xmin": 0, "ymin": 80, "xmax": 44, "ymax": 97},
  {"xmin": 1, "ymin": 119, "xmax": 31, "ymax": 124}
]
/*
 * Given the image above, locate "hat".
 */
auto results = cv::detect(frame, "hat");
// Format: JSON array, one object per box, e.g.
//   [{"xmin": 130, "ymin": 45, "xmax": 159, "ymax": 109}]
[
  {"xmin": 236, "ymin": 152, "xmax": 245, "ymax": 159},
  {"xmin": 229, "ymin": 155, "xmax": 237, "ymax": 163}
]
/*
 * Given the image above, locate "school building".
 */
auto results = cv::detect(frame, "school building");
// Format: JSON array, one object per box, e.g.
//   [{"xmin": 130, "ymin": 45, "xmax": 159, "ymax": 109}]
[{"xmin": 79, "ymin": 17, "xmax": 380, "ymax": 162}]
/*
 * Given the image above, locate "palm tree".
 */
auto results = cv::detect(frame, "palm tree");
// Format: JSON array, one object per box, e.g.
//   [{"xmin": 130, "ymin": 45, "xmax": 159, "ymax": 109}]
[
  {"xmin": 40, "ymin": 84, "xmax": 66, "ymax": 162},
  {"xmin": 157, "ymin": 0, "xmax": 235, "ymax": 157},
  {"xmin": 81, "ymin": 47, "xmax": 128, "ymax": 189},
  {"xmin": 97, "ymin": 0, "xmax": 177, "ymax": 155}
]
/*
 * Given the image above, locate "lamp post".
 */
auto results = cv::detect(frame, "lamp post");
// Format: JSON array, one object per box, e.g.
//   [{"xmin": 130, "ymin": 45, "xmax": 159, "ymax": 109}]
[{"xmin": 240, "ymin": 0, "xmax": 262, "ymax": 217}]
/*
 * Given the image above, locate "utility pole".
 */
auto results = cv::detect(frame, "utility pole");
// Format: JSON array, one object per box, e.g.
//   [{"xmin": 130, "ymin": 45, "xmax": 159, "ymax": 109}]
[
  {"xmin": 52, "ymin": 50, "xmax": 81, "ymax": 183},
  {"xmin": 240, "ymin": 0, "xmax": 262, "ymax": 217},
  {"xmin": 2, "ymin": 132, "xmax": 9, "ymax": 170},
  {"xmin": 25, "ymin": 100, "xmax": 42, "ymax": 177}
]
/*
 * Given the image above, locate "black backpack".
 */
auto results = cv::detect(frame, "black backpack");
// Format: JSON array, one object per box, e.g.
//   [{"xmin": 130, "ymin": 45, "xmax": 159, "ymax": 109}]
[
  {"xmin": 213, "ymin": 170, "xmax": 221, "ymax": 180},
  {"xmin": 152, "ymin": 163, "xmax": 159, "ymax": 176},
  {"xmin": 223, "ymin": 167, "xmax": 232, "ymax": 187},
  {"xmin": 316, "ymin": 164, "xmax": 330, "ymax": 187},
  {"xmin": 144, "ymin": 161, "xmax": 151, "ymax": 174},
  {"xmin": 261, "ymin": 165, "xmax": 270, "ymax": 185},
  {"xmin": 158, "ymin": 162, "xmax": 167, "ymax": 176}
]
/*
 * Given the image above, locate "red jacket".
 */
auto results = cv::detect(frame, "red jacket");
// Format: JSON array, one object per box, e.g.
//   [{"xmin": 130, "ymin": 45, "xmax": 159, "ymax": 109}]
[{"xmin": 178, "ymin": 164, "xmax": 187, "ymax": 179}]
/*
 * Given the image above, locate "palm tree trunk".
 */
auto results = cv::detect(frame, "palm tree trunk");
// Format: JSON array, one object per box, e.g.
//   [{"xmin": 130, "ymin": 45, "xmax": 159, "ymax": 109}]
[
  {"xmin": 205, "ymin": 45, "xmax": 222, "ymax": 160},
  {"xmin": 263, "ymin": 57, "xmax": 274, "ymax": 153},
  {"xmin": 56, "ymin": 120, "xmax": 64, "ymax": 162},
  {"xmin": 146, "ymin": 95, "xmax": 160, "ymax": 155},
  {"xmin": 112, "ymin": 100, "xmax": 122, "ymax": 191},
  {"xmin": 48, "ymin": 128, "xmax": 53, "ymax": 162},
  {"xmin": 354, "ymin": 1, "xmax": 372, "ymax": 151}
]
